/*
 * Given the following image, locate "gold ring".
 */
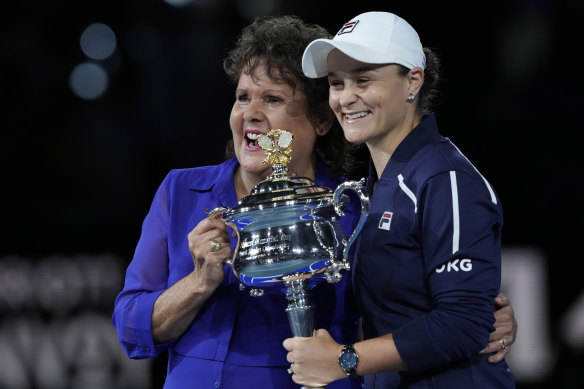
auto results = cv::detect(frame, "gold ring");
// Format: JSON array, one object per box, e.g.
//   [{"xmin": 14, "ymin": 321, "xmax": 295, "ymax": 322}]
[
  {"xmin": 210, "ymin": 239, "xmax": 221, "ymax": 252},
  {"xmin": 499, "ymin": 337, "xmax": 506, "ymax": 350}
]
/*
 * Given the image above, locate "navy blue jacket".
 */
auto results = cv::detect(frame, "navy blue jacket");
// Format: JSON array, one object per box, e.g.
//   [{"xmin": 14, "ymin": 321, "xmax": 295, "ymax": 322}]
[{"xmin": 354, "ymin": 115, "xmax": 515, "ymax": 388}]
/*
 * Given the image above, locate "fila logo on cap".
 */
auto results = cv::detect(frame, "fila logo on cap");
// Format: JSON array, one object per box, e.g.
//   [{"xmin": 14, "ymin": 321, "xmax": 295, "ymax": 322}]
[
  {"xmin": 337, "ymin": 20, "xmax": 359, "ymax": 35},
  {"xmin": 378, "ymin": 211, "xmax": 393, "ymax": 231}
]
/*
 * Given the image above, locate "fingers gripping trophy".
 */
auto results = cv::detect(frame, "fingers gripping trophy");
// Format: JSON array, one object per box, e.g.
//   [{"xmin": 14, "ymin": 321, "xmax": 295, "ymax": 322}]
[{"xmin": 207, "ymin": 128, "xmax": 369, "ymax": 352}]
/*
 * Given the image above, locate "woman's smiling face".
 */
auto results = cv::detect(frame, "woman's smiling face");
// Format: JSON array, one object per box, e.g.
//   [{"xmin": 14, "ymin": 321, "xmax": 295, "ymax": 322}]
[
  {"xmin": 229, "ymin": 62, "xmax": 320, "ymax": 180},
  {"xmin": 326, "ymin": 49, "xmax": 410, "ymax": 146}
]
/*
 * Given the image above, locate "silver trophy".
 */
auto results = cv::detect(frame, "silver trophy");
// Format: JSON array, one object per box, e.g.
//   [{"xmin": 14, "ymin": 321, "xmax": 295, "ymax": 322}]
[{"xmin": 208, "ymin": 129, "xmax": 369, "ymax": 337}]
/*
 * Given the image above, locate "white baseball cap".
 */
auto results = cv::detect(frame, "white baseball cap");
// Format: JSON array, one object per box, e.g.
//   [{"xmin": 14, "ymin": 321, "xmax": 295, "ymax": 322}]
[{"xmin": 302, "ymin": 11, "xmax": 426, "ymax": 78}]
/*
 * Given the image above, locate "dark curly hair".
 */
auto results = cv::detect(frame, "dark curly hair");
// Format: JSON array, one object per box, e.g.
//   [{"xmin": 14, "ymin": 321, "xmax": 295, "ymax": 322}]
[{"xmin": 222, "ymin": 15, "xmax": 365, "ymax": 179}]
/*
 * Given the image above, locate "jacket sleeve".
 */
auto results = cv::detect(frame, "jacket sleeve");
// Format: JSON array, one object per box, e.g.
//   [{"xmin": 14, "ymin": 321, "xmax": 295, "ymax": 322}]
[
  {"xmin": 393, "ymin": 170, "xmax": 503, "ymax": 372},
  {"xmin": 112, "ymin": 173, "xmax": 176, "ymax": 359}
]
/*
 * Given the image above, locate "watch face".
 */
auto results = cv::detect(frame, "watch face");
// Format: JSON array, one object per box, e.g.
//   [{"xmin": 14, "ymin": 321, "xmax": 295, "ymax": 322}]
[{"xmin": 340, "ymin": 351, "xmax": 357, "ymax": 368}]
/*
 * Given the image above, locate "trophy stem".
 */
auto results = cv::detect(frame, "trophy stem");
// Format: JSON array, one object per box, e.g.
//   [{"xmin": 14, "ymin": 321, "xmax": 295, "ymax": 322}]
[
  {"xmin": 268, "ymin": 164, "xmax": 290, "ymax": 181},
  {"xmin": 285, "ymin": 279, "xmax": 314, "ymax": 337}
]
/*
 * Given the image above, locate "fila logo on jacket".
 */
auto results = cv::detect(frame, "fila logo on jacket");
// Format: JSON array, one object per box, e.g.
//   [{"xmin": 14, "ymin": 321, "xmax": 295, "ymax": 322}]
[{"xmin": 377, "ymin": 209, "xmax": 473, "ymax": 274}]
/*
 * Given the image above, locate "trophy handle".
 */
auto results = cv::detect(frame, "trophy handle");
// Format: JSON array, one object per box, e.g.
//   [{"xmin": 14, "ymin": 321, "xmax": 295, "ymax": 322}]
[
  {"xmin": 204, "ymin": 206, "xmax": 239, "ymax": 271},
  {"xmin": 332, "ymin": 178, "xmax": 370, "ymax": 272}
]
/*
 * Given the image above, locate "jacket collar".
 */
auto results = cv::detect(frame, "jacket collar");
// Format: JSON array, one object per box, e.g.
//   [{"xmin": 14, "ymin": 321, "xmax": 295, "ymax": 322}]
[
  {"xmin": 368, "ymin": 113, "xmax": 442, "ymax": 188},
  {"xmin": 188, "ymin": 157, "xmax": 240, "ymax": 208}
]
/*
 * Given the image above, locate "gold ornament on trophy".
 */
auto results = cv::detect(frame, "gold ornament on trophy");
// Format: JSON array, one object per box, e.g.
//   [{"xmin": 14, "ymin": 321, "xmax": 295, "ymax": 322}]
[{"xmin": 257, "ymin": 129, "xmax": 294, "ymax": 166}]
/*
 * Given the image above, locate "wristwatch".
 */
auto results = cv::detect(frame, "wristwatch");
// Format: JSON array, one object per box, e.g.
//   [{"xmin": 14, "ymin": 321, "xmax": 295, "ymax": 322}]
[{"xmin": 338, "ymin": 344, "xmax": 359, "ymax": 377}]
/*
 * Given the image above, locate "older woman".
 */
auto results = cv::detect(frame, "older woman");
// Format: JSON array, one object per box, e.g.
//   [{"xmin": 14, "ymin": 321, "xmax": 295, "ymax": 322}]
[{"xmin": 112, "ymin": 15, "xmax": 363, "ymax": 389}]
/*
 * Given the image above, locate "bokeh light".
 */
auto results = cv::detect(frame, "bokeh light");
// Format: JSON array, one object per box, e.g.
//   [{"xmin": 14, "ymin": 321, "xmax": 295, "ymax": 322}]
[
  {"xmin": 69, "ymin": 62, "xmax": 109, "ymax": 100},
  {"xmin": 80, "ymin": 23, "xmax": 117, "ymax": 61}
]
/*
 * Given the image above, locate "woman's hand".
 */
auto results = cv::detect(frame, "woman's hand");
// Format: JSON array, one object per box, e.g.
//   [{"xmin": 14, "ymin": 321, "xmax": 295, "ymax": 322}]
[
  {"xmin": 152, "ymin": 212, "xmax": 232, "ymax": 344},
  {"xmin": 283, "ymin": 329, "xmax": 346, "ymax": 387},
  {"xmin": 188, "ymin": 211, "xmax": 232, "ymax": 292},
  {"xmin": 481, "ymin": 292, "xmax": 518, "ymax": 363}
]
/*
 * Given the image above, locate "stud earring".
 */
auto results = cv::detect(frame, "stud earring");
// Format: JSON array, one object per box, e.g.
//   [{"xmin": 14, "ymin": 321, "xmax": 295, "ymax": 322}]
[{"xmin": 407, "ymin": 92, "xmax": 415, "ymax": 101}]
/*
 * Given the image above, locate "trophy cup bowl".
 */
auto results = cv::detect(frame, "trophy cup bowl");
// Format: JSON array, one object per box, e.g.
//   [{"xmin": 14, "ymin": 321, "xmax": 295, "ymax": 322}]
[{"xmin": 207, "ymin": 129, "xmax": 369, "ymax": 337}]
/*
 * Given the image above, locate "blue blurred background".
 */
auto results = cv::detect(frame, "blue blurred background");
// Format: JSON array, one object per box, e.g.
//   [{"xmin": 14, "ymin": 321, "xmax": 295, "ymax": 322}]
[{"xmin": 2, "ymin": 0, "xmax": 583, "ymax": 388}]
